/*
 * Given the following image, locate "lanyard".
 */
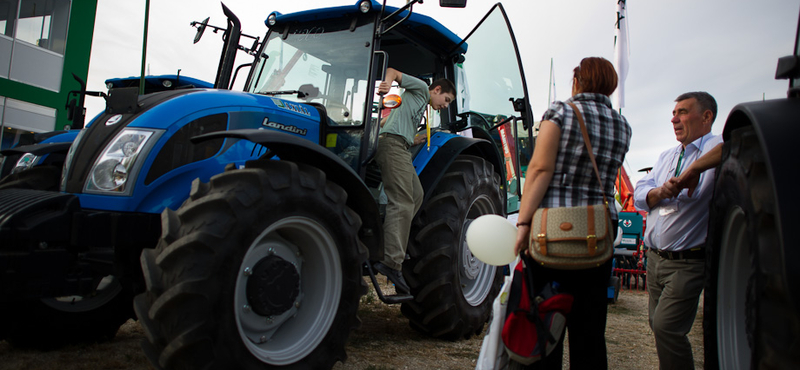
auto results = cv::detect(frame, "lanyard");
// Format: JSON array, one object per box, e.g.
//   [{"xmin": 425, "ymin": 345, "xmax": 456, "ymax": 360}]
[{"xmin": 674, "ymin": 147, "xmax": 685, "ymax": 176}]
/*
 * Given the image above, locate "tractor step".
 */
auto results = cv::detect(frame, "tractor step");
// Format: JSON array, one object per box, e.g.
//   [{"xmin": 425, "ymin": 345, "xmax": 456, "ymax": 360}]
[{"xmin": 363, "ymin": 263, "xmax": 414, "ymax": 304}]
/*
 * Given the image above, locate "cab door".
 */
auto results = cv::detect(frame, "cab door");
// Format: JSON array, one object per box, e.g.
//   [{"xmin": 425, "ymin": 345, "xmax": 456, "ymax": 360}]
[{"xmin": 454, "ymin": 3, "xmax": 534, "ymax": 213}]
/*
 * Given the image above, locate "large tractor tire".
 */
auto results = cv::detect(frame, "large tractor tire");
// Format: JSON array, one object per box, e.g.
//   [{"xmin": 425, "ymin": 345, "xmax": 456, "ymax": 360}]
[
  {"xmin": 704, "ymin": 126, "xmax": 800, "ymax": 369},
  {"xmin": 402, "ymin": 155, "xmax": 504, "ymax": 340},
  {"xmin": 134, "ymin": 160, "xmax": 367, "ymax": 370},
  {"xmin": 0, "ymin": 170, "xmax": 132, "ymax": 348},
  {"xmin": 0, "ymin": 276, "xmax": 135, "ymax": 348}
]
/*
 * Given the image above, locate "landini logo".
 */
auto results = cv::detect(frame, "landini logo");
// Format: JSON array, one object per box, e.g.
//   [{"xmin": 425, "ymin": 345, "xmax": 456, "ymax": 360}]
[
  {"xmin": 262, "ymin": 117, "xmax": 308, "ymax": 136},
  {"xmin": 271, "ymin": 98, "xmax": 311, "ymax": 116}
]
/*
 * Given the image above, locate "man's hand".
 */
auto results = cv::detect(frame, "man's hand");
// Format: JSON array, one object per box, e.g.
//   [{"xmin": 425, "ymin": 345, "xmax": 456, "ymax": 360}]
[
  {"xmin": 413, "ymin": 133, "xmax": 427, "ymax": 145},
  {"xmin": 378, "ymin": 67, "xmax": 402, "ymax": 95},
  {"xmin": 674, "ymin": 167, "xmax": 700, "ymax": 197},
  {"xmin": 378, "ymin": 80, "xmax": 392, "ymax": 95},
  {"xmin": 646, "ymin": 179, "xmax": 681, "ymax": 208},
  {"xmin": 672, "ymin": 143, "xmax": 722, "ymax": 197}
]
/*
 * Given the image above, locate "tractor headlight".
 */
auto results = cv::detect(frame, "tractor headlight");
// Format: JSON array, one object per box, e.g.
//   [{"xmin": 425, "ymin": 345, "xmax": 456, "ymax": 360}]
[
  {"xmin": 358, "ymin": 0, "xmax": 372, "ymax": 13},
  {"xmin": 11, "ymin": 153, "xmax": 38, "ymax": 174},
  {"xmin": 86, "ymin": 129, "xmax": 159, "ymax": 195},
  {"xmin": 267, "ymin": 13, "xmax": 277, "ymax": 26}
]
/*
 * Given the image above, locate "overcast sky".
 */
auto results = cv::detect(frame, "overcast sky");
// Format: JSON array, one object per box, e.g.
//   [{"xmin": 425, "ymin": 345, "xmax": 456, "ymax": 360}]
[{"xmin": 86, "ymin": 0, "xmax": 799, "ymax": 185}]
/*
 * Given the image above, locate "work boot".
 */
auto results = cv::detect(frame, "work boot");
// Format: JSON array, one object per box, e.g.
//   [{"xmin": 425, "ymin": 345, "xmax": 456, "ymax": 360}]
[{"xmin": 373, "ymin": 262, "xmax": 410, "ymax": 294}]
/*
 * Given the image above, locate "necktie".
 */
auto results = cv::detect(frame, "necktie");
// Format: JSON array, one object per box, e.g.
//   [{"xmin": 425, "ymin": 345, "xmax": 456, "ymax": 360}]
[{"xmin": 674, "ymin": 147, "xmax": 685, "ymax": 177}]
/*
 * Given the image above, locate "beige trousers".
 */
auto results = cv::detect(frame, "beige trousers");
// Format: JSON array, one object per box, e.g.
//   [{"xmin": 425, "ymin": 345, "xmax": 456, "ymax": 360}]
[
  {"xmin": 646, "ymin": 249, "xmax": 705, "ymax": 370},
  {"xmin": 374, "ymin": 134, "xmax": 423, "ymax": 270}
]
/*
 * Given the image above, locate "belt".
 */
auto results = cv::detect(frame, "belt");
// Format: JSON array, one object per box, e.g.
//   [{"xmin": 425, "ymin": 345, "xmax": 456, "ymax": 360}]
[
  {"xmin": 649, "ymin": 245, "xmax": 705, "ymax": 260},
  {"xmin": 379, "ymin": 133, "xmax": 410, "ymax": 149}
]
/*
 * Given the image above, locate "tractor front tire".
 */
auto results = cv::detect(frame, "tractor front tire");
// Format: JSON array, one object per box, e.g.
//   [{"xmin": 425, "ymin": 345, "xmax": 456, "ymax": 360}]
[
  {"xmin": 402, "ymin": 155, "xmax": 504, "ymax": 340},
  {"xmin": 134, "ymin": 160, "xmax": 367, "ymax": 370},
  {"xmin": 0, "ymin": 276, "xmax": 134, "ymax": 349}
]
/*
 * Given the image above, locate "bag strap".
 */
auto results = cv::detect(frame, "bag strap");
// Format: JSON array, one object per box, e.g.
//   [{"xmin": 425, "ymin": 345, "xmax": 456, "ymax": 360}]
[
  {"xmin": 537, "ymin": 208, "xmax": 549, "ymax": 256},
  {"xmin": 521, "ymin": 254, "xmax": 557, "ymax": 346},
  {"xmin": 566, "ymin": 102, "xmax": 609, "ymax": 208}
]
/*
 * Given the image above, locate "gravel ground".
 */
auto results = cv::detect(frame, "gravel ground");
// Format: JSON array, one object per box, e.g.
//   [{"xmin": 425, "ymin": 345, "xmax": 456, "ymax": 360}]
[{"xmin": 0, "ymin": 282, "xmax": 703, "ymax": 370}]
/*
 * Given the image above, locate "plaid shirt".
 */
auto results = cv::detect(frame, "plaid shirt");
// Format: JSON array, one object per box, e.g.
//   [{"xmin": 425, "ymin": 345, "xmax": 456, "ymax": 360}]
[{"xmin": 539, "ymin": 93, "xmax": 632, "ymax": 220}]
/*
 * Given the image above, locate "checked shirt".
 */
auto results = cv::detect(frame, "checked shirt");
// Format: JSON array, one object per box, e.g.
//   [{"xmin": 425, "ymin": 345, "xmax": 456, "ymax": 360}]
[{"xmin": 539, "ymin": 93, "xmax": 632, "ymax": 221}]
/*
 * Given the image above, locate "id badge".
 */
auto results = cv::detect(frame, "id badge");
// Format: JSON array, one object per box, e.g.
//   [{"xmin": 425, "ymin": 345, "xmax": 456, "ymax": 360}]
[{"xmin": 659, "ymin": 203, "xmax": 679, "ymax": 216}]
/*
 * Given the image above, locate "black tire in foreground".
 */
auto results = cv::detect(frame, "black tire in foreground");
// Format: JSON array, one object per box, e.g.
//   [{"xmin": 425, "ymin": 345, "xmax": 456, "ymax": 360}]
[
  {"xmin": 402, "ymin": 155, "xmax": 504, "ymax": 340},
  {"xmin": 0, "ymin": 276, "xmax": 135, "ymax": 349},
  {"xmin": 134, "ymin": 160, "xmax": 368, "ymax": 370},
  {"xmin": 0, "ymin": 167, "xmax": 133, "ymax": 348},
  {"xmin": 705, "ymin": 125, "xmax": 800, "ymax": 369}
]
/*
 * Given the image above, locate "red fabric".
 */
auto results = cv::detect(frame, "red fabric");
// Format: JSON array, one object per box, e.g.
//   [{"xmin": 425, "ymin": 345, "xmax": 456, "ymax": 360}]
[{"xmin": 501, "ymin": 261, "xmax": 573, "ymax": 363}]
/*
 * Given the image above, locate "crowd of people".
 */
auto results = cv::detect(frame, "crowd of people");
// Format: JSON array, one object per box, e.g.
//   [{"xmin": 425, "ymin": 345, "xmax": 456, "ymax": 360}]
[{"xmin": 374, "ymin": 54, "xmax": 722, "ymax": 369}]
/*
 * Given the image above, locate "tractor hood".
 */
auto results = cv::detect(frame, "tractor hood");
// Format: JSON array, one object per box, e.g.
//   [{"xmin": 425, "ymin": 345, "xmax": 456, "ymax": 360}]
[{"xmin": 60, "ymin": 88, "xmax": 324, "ymax": 212}]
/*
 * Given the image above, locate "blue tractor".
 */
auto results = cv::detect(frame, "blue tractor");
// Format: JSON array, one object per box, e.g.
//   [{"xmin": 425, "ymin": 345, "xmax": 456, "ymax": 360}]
[
  {"xmin": 0, "ymin": 1, "xmax": 535, "ymax": 367},
  {"xmin": 0, "ymin": 74, "xmax": 213, "ymax": 187}
]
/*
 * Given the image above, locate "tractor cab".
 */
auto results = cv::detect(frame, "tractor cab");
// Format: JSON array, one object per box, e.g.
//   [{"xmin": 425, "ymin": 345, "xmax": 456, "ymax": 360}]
[{"xmin": 243, "ymin": 0, "xmax": 534, "ymax": 211}]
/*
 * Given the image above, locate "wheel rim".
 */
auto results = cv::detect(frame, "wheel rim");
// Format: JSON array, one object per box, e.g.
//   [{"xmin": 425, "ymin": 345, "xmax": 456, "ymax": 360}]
[
  {"xmin": 234, "ymin": 216, "xmax": 342, "ymax": 365},
  {"xmin": 717, "ymin": 206, "xmax": 750, "ymax": 369},
  {"xmin": 41, "ymin": 275, "xmax": 122, "ymax": 312},
  {"xmin": 459, "ymin": 194, "xmax": 498, "ymax": 306}
]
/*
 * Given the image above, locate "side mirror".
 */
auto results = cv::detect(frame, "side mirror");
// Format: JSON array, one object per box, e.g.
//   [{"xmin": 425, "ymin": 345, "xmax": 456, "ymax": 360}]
[
  {"xmin": 775, "ymin": 55, "xmax": 800, "ymax": 80},
  {"xmin": 192, "ymin": 17, "xmax": 210, "ymax": 44},
  {"xmin": 381, "ymin": 94, "xmax": 402, "ymax": 109},
  {"xmin": 440, "ymin": 0, "xmax": 466, "ymax": 8}
]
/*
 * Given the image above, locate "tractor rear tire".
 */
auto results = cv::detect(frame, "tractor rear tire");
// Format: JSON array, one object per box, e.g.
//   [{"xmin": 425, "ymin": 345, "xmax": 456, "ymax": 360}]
[
  {"xmin": 134, "ymin": 160, "xmax": 367, "ymax": 370},
  {"xmin": 704, "ymin": 126, "xmax": 800, "ymax": 369},
  {"xmin": 402, "ymin": 155, "xmax": 504, "ymax": 340}
]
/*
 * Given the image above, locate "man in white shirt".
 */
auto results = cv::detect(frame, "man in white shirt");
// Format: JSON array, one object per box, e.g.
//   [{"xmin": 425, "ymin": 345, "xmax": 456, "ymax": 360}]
[{"xmin": 634, "ymin": 91, "xmax": 722, "ymax": 370}]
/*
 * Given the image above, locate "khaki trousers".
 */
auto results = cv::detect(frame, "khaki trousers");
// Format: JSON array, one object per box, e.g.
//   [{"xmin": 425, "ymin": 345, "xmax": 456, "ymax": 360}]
[
  {"xmin": 374, "ymin": 134, "xmax": 423, "ymax": 270},
  {"xmin": 646, "ymin": 249, "xmax": 705, "ymax": 370}
]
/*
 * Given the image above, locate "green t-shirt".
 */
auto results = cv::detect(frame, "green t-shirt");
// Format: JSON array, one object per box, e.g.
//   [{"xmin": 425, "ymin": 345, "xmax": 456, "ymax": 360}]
[{"xmin": 380, "ymin": 73, "xmax": 430, "ymax": 146}]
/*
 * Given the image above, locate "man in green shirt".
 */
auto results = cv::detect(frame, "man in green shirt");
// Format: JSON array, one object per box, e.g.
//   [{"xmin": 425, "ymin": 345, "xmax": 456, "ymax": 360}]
[{"xmin": 373, "ymin": 67, "xmax": 456, "ymax": 294}]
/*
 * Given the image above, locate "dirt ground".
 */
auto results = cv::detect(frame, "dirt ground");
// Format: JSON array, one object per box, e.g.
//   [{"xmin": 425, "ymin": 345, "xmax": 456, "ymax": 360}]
[{"xmin": 0, "ymin": 282, "xmax": 703, "ymax": 370}]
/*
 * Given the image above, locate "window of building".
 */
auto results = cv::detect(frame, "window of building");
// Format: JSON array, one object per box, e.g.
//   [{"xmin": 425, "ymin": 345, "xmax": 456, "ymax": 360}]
[{"xmin": 14, "ymin": 0, "xmax": 69, "ymax": 54}]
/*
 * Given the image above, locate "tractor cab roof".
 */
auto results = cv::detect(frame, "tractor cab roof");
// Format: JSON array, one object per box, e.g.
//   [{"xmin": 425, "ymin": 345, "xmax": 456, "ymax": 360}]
[{"xmin": 266, "ymin": 0, "xmax": 467, "ymax": 57}]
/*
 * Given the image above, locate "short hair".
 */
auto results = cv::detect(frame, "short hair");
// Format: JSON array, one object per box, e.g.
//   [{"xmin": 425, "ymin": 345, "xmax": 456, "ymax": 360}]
[
  {"xmin": 572, "ymin": 57, "xmax": 618, "ymax": 97},
  {"xmin": 430, "ymin": 78, "xmax": 456, "ymax": 98},
  {"xmin": 675, "ymin": 91, "xmax": 717, "ymax": 123}
]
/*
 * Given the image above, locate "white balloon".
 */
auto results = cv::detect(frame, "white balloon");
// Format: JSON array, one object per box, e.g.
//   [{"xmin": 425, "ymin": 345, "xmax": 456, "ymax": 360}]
[{"xmin": 466, "ymin": 214, "xmax": 517, "ymax": 266}]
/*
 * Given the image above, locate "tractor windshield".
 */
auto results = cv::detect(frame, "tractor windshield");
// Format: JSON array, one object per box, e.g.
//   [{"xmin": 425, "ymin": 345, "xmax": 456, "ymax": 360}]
[{"xmin": 247, "ymin": 16, "xmax": 375, "ymax": 126}]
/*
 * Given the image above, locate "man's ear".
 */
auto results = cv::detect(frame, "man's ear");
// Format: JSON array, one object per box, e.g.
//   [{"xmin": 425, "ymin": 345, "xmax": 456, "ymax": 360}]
[
  {"xmin": 702, "ymin": 110, "xmax": 714, "ymax": 125},
  {"xmin": 431, "ymin": 86, "xmax": 441, "ymax": 95}
]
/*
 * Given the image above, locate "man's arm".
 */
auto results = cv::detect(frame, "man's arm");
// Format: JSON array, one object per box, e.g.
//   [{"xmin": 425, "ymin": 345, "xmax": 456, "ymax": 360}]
[
  {"xmin": 633, "ymin": 151, "xmax": 680, "ymax": 211},
  {"xmin": 674, "ymin": 143, "xmax": 722, "ymax": 196},
  {"xmin": 378, "ymin": 68, "xmax": 403, "ymax": 95},
  {"xmin": 644, "ymin": 183, "xmax": 680, "ymax": 209}
]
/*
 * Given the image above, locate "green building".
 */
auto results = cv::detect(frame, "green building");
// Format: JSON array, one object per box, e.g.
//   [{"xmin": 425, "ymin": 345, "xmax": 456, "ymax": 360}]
[{"xmin": 0, "ymin": 0, "xmax": 98, "ymax": 150}]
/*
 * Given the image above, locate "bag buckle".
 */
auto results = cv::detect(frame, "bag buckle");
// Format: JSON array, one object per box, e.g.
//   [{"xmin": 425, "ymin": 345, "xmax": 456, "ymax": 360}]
[{"xmin": 587, "ymin": 234, "xmax": 597, "ymax": 250}]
